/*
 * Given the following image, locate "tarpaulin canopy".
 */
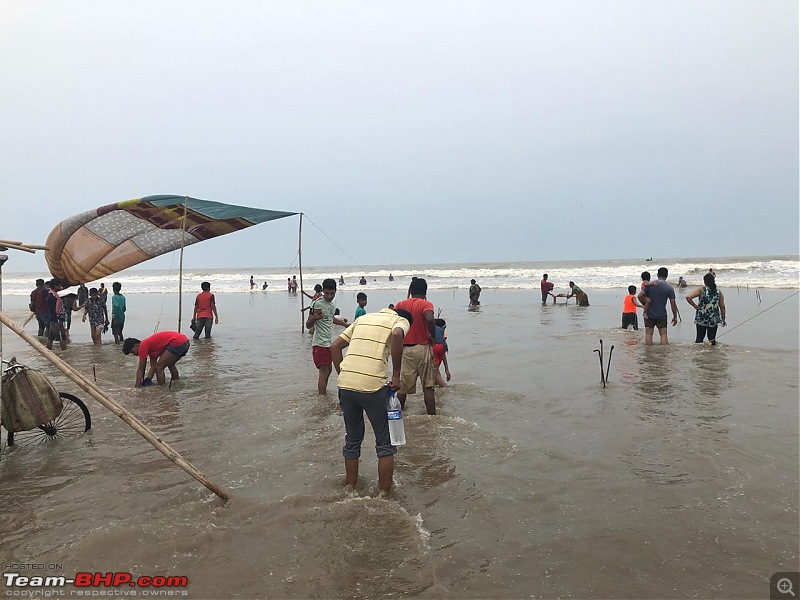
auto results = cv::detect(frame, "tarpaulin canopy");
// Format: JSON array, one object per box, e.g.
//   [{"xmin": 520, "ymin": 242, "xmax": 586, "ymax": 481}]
[{"xmin": 45, "ymin": 195, "xmax": 297, "ymax": 285}]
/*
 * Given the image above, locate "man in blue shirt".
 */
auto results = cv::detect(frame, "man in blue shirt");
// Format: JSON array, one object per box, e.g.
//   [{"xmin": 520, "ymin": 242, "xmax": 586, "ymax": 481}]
[{"xmin": 638, "ymin": 267, "xmax": 679, "ymax": 345}]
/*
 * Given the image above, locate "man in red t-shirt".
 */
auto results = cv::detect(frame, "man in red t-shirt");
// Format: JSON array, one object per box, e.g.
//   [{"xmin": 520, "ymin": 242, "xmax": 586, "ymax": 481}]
[
  {"xmin": 192, "ymin": 282, "xmax": 219, "ymax": 339},
  {"xmin": 30, "ymin": 278, "xmax": 50, "ymax": 336},
  {"xmin": 394, "ymin": 278, "xmax": 437, "ymax": 415},
  {"xmin": 122, "ymin": 331, "xmax": 190, "ymax": 387}
]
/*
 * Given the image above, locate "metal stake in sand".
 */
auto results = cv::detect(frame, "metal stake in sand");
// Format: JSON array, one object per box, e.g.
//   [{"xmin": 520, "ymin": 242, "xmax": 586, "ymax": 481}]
[
  {"xmin": 593, "ymin": 348, "xmax": 605, "ymax": 387},
  {"xmin": 605, "ymin": 345, "xmax": 614, "ymax": 384},
  {"xmin": 0, "ymin": 311, "xmax": 231, "ymax": 502},
  {"xmin": 599, "ymin": 339, "xmax": 605, "ymax": 387}
]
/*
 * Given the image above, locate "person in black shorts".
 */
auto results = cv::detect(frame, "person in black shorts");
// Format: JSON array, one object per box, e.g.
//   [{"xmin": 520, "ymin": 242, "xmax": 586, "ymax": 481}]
[{"xmin": 638, "ymin": 267, "xmax": 679, "ymax": 345}]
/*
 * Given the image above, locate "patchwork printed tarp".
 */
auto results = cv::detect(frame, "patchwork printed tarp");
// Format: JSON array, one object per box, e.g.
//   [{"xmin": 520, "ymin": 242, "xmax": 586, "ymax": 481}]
[{"xmin": 45, "ymin": 195, "xmax": 296, "ymax": 285}]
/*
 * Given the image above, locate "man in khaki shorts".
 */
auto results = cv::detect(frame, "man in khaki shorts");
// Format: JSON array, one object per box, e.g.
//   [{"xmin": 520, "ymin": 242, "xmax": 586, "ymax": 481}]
[{"xmin": 394, "ymin": 278, "xmax": 437, "ymax": 415}]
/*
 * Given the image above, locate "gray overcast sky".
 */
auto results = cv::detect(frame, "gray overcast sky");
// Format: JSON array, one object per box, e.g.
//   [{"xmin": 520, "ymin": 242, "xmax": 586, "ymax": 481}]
[{"xmin": 1, "ymin": 1, "xmax": 797, "ymax": 273}]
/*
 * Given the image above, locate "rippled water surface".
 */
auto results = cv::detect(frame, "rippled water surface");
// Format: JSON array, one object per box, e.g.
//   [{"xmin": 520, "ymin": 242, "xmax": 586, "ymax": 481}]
[{"xmin": 1, "ymin": 287, "xmax": 797, "ymax": 598}]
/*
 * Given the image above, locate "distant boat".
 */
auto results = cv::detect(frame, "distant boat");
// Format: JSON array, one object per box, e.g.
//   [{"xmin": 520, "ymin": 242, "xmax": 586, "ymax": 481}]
[{"xmin": 645, "ymin": 257, "xmax": 653, "ymax": 261}]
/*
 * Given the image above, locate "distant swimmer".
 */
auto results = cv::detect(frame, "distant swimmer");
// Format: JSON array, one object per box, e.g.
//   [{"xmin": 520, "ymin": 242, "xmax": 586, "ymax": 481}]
[
  {"xmin": 678, "ymin": 276, "xmax": 687, "ymax": 288},
  {"xmin": 262, "ymin": 281, "xmax": 268, "ymax": 290},
  {"xmin": 359, "ymin": 276, "xmax": 367, "ymax": 285},
  {"xmin": 567, "ymin": 281, "xmax": 590, "ymax": 306},
  {"xmin": 123, "ymin": 330, "xmax": 190, "ymax": 388},
  {"xmin": 389, "ymin": 273, "xmax": 394, "ymax": 282},
  {"xmin": 339, "ymin": 275, "xmax": 345, "ymax": 286},
  {"xmin": 469, "ymin": 279, "xmax": 482, "ymax": 306},
  {"xmin": 291, "ymin": 276, "xmax": 298, "ymax": 292},
  {"xmin": 250, "ymin": 275, "xmax": 255, "ymax": 289}
]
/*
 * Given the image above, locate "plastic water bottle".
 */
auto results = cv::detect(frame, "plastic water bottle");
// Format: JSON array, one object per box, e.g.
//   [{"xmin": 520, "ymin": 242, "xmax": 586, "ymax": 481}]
[{"xmin": 387, "ymin": 391, "xmax": 406, "ymax": 446}]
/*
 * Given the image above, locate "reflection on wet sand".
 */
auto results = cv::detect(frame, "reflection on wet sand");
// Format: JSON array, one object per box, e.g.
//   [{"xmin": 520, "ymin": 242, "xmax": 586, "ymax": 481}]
[{"xmin": 0, "ymin": 289, "xmax": 796, "ymax": 599}]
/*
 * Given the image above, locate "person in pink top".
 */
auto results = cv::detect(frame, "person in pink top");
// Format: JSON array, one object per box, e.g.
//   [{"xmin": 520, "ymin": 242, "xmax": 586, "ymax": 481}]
[
  {"xmin": 540, "ymin": 274, "xmax": 555, "ymax": 305},
  {"xmin": 393, "ymin": 278, "xmax": 437, "ymax": 415},
  {"xmin": 122, "ymin": 331, "xmax": 190, "ymax": 388}
]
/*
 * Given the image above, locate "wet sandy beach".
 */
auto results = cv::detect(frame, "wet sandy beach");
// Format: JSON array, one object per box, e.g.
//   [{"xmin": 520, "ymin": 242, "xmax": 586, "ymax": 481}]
[{"xmin": 0, "ymin": 287, "xmax": 797, "ymax": 598}]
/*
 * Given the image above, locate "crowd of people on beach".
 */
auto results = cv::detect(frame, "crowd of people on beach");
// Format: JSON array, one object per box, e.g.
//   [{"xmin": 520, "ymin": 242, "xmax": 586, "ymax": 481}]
[
  {"xmin": 301, "ymin": 274, "xmax": 446, "ymax": 494},
  {"xmin": 617, "ymin": 267, "xmax": 726, "ymax": 346},
  {"xmin": 24, "ymin": 264, "xmax": 727, "ymax": 494},
  {"xmin": 28, "ymin": 278, "xmax": 123, "ymax": 351},
  {"xmin": 28, "ymin": 277, "xmax": 223, "ymax": 389},
  {"xmin": 539, "ymin": 267, "xmax": 726, "ymax": 346}
]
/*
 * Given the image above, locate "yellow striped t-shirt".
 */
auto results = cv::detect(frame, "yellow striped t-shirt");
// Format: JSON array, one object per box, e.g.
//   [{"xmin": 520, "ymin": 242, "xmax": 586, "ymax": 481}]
[{"xmin": 337, "ymin": 308, "xmax": 410, "ymax": 392}]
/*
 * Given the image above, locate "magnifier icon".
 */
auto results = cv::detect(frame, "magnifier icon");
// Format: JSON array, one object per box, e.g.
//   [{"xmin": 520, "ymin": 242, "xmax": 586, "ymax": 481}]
[{"xmin": 777, "ymin": 578, "xmax": 796, "ymax": 597}]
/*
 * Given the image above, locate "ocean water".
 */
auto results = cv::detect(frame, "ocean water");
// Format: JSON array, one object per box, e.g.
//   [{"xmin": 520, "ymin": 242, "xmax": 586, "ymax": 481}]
[
  {"xmin": 0, "ymin": 264, "xmax": 798, "ymax": 598},
  {"xmin": 2, "ymin": 255, "xmax": 798, "ymax": 296}
]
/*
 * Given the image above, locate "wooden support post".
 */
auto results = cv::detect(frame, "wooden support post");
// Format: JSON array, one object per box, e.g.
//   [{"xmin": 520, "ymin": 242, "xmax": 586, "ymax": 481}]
[{"xmin": 0, "ymin": 311, "xmax": 230, "ymax": 502}]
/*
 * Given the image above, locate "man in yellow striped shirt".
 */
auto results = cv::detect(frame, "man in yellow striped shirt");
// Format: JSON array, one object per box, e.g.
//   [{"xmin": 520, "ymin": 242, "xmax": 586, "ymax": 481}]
[{"xmin": 330, "ymin": 307, "xmax": 412, "ymax": 493}]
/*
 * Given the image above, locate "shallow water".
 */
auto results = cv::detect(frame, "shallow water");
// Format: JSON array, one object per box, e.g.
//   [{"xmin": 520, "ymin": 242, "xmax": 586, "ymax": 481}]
[{"xmin": 0, "ymin": 287, "xmax": 797, "ymax": 598}]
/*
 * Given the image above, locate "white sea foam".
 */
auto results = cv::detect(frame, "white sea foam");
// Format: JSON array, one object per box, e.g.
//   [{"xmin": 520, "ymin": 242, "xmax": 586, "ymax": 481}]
[{"xmin": 3, "ymin": 256, "xmax": 797, "ymax": 295}]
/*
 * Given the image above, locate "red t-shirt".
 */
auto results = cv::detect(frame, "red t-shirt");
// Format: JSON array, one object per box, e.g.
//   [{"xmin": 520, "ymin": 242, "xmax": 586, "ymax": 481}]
[
  {"xmin": 31, "ymin": 287, "xmax": 48, "ymax": 316},
  {"xmin": 194, "ymin": 291, "xmax": 215, "ymax": 319},
  {"xmin": 138, "ymin": 331, "xmax": 189, "ymax": 361},
  {"xmin": 394, "ymin": 297, "xmax": 434, "ymax": 345},
  {"xmin": 541, "ymin": 279, "xmax": 554, "ymax": 293}
]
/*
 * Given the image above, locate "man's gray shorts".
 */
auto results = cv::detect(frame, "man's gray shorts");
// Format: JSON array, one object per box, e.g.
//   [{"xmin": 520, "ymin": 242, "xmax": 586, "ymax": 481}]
[{"xmin": 338, "ymin": 386, "xmax": 396, "ymax": 459}]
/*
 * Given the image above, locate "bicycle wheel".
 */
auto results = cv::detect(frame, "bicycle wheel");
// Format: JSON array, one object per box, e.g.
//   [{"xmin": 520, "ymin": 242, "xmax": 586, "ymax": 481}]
[{"xmin": 7, "ymin": 392, "xmax": 92, "ymax": 447}]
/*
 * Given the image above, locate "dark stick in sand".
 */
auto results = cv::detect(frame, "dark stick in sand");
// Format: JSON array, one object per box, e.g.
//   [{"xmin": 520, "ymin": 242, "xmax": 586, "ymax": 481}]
[
  {"xmin": 599, "ymin": 339, "xmax": 605, "ymax": 386},
  {"xmin": 594, "ymin": 348, "xmax": 605, "ymax": 387},
  {"xmin": 605, "ymin": 345, "xmax": 614, "ymax": 384}
]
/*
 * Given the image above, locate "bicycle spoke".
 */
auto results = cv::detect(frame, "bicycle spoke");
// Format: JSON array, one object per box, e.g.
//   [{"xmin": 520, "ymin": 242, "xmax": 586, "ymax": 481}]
[{"xmin": 5, "ymin": 394, "xmax": 91, "ymax": 448}]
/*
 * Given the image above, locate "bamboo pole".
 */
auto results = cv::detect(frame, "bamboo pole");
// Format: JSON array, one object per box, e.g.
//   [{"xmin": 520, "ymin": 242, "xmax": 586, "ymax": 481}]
[
  {"xmin": 0, "ymin": 254, "xmax": 6, "ymax": 424},
  {"xmin": 177, "ymin": 197, "xmax": 188, "ymax": 333},
  {"xmin": 0, "ymin": 241, "xmax": 36, "ymax": 253},
  {"xmin": 298, "ymin": 212, "xmax": 305, "ymax": 332},
  {"xmin": 0, "ymin": 311, "xmax": 230, "ymax": 502}
]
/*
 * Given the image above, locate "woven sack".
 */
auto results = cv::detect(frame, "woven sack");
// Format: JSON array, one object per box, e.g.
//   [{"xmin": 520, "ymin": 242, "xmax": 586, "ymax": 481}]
[{"xmin": 1, "ymin": 367, "xmax": 63, "ymax": 433}]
